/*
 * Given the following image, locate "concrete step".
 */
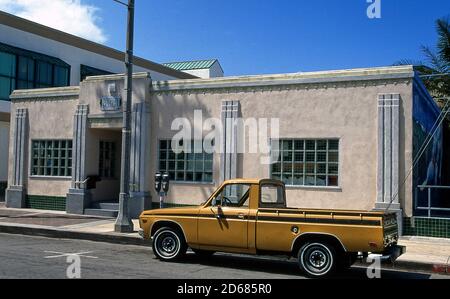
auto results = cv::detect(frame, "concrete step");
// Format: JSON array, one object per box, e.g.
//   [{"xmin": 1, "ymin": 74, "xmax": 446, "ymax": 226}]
[
  {"xmin": 92, "ymin": 202, "xmax": 119, "ymax": 210},
  {"xmin": 84, "ymin": 209, "xmax": 119, "ymax": 218}
]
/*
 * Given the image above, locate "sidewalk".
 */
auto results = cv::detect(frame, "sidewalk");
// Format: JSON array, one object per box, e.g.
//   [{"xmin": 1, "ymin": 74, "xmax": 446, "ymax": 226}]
[
  {"xmin": 0, "ymin": 203, "xmax": 449, "ymax": 274},
  {"xmin": 0, "ymin": 202, "xmax": 146, "ymax": 245}
]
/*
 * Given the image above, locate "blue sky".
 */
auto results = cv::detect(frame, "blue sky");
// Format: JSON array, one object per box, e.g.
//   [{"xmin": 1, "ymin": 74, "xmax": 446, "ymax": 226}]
[{"xmin": 3, "ymin": 0, "xmax": 450, "ymax": 76}]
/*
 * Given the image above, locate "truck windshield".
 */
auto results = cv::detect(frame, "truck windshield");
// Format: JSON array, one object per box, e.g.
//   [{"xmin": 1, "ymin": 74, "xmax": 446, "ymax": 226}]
[{"xmin": 212, "ymin": 184, "xmax": 251, "ymax": 207}]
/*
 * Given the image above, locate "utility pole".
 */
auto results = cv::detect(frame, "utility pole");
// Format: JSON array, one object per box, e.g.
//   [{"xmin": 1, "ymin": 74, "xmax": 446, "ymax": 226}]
[{"xmin": 115, "ymin": 0, "xmax": 135, "ymax": 233}]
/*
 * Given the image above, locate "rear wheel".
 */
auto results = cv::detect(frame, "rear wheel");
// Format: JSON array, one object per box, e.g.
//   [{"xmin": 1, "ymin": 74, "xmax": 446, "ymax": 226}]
[
  {"xmin": 298, "ymin": 242, "xmax": 337, "ymax": 278},
  {"xmin": 152, "ymin": 227, "xmax": 187, "ymax": 261}
]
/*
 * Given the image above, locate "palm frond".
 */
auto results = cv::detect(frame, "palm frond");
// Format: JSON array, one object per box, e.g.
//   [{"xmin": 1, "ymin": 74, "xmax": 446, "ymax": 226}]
[
  {"xmin": 436, "ymin": 17, "xmax": 450, "ymax": 64},
  {"xmin": 393, "ymin": 59, "xmax": 424, "ymax": 66},
  {"xmin": 421, "ymin": 45, "xmax": 449, "ymax": 73}
]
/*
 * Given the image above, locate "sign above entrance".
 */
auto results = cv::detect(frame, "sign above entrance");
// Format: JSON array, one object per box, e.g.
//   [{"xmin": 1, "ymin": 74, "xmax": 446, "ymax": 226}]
[{"xmin": 100, "ymin": 96, "xmax": 122, "ymax": 111}]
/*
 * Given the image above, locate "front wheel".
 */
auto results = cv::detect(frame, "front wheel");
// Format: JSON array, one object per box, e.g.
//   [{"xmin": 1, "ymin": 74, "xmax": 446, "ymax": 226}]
[
  {"xmin": 298, "ymin": 242, "xmax": 337, "ymax": 278},
  {"xmin": 152, "ymin": 227, "xmax": 187, "ymax": 261}
]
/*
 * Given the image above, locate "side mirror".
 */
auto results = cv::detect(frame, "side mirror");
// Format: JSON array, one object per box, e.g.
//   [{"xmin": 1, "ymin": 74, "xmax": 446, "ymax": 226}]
[{"xmin": 216, "ymin": 205, "xmax": 223, "ymax": 219}]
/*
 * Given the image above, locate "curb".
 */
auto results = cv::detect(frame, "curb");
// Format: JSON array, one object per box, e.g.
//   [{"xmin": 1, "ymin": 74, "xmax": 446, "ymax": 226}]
[
  {"xmin": 355, "ymin": 259, "xmax": 449, "ymax": 275},
  {"xmin": 0, "ymin": 223, "xmax": 151, "ymax": 247}
]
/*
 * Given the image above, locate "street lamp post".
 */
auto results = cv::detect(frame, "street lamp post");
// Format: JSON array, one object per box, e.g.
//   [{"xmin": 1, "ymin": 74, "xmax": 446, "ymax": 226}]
[{"xmin": 114, "ymin": 0, "xmax": 135, "ymax": 233}]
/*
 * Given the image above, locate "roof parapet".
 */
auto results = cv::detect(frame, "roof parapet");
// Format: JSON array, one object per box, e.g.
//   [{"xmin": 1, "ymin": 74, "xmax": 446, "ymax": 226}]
[
  {"xmin": 152, "ymin": 65, "xmax": 415, "ymax": 92},
  {"xmin": 10, "ymin": 86, "xmax": 80, "ymax": 101}
]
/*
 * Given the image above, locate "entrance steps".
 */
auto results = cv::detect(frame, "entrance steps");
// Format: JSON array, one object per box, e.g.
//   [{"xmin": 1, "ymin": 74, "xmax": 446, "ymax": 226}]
[{"xmin": 84, "ymin": 201, "xmax": 119, "ymax": 218}]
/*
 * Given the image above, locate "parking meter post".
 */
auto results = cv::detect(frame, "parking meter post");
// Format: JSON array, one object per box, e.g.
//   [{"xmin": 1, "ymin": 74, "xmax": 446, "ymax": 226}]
[
  {"xmin": 160, "ymin": 192, "xmax": 165, "ymax": 209},
  {"xmin": 160, "ymin": 173, "xmax": 170, "ymax": 209}
]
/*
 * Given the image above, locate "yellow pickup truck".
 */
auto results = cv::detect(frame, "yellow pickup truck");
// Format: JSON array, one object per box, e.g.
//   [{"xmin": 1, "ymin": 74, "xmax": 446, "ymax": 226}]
[{"xmin": 139, "ymin": 179, "xmax": 405, "ymax": 278}]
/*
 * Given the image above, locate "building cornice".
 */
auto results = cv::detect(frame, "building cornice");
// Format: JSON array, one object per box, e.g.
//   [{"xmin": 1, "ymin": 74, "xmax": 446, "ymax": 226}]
[
  {"xmin": 10, "ymin": 86, "xmax": 80, "ymax": 101},
  {"xmin": 152, "ymin": 66, "xmax": 415, "ymax": 94},
  {"xmin": 84, "ymin": 72, "xmax": 151, "ymax": 82}
]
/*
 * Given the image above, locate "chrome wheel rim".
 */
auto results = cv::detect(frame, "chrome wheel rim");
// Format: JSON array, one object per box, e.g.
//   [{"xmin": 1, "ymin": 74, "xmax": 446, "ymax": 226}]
[
  {"xmin": 155, "ymin": 231, "xmax": 180, "ymax": 259},
  {"xmin": 301, "ymin": 243, "xmax": 333, "ymax": 276}
]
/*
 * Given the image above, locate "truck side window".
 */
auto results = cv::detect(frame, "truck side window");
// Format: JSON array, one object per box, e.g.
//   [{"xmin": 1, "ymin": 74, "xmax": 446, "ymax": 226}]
[
  {"xmin": 260, "ymin": 185, "xmax": 286, "ymax": 208},
  {"xmin": 212, "ymin": 184, "xmax": 250, "ymax": 208}
]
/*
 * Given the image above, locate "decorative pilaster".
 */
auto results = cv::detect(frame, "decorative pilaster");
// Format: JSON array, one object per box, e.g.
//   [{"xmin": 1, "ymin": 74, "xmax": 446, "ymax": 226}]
[
  {"xmin": 129, "ymin": 102, "xmax": 151, "ymax": 218},
  {"xmin": 376, "ymin": 94, "xmax": 402, "ymax": 232},
  {"xmin": 66, "ymin": 104, "xmax": 91, "ymax": 214},
  {"xmin": 6, "ymin": 108, "xmax": 28, "ymax": 208},
  {"xmin": 220, "ymin": 101, "xmax": 240, "ymax": 182}
]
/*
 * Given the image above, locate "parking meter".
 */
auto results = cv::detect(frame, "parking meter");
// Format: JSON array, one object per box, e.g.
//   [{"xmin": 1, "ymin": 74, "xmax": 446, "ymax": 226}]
[
  {"xmin": 162, "ymin": 173, "xmax": 170, "ymax": 193},
  {"xmin": 155, "ymin": 172, "xmax": 162, "ymax": 193}
]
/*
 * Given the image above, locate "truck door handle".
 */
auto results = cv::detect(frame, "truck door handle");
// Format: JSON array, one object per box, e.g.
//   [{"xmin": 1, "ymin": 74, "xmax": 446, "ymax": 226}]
[{"xmin": 238, "ymin": 214, "xmax": 245, "ymax": 220}]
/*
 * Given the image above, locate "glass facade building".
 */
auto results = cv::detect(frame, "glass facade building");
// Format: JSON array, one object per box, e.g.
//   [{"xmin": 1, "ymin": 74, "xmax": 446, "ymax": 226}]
[{"xmin": 0, "ymin": 42, "xmax": 70, "ymax": 101}]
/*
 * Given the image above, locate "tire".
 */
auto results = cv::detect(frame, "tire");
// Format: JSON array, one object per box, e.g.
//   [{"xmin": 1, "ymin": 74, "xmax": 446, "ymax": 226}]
[
  {"xmin": 298, "ymin": 242, "xmax": 337, "ymax": 278},
  {"xmin": 192, "ymin": 249, "xmax": 215, "ymax": 257},
  {"xmin": 152, "ymin": 227, "xmax": 187, "ymax": 261}
]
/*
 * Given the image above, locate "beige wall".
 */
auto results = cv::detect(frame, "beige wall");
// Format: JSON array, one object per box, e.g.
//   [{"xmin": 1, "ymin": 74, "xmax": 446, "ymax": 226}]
[
  {"xmin": 79, "ymin": 73, "xmax": 150, "ymax": 115},
  {"xmin": 7, "ymin": 67, "xmax": 416, "ymax": 216},
  {"xmin": 9, "ymin": 96, "xmax": 78, "ymax": 196},
  {"xmin": 150, "ymin": 80, "xmax": 414, "ymax": 213}
]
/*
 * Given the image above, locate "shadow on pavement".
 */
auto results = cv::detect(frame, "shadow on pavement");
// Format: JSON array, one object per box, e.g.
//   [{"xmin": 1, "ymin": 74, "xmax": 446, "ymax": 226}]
[{"xmin": 174, "ymin": 252, "xmax": 433, "ymax": 279}]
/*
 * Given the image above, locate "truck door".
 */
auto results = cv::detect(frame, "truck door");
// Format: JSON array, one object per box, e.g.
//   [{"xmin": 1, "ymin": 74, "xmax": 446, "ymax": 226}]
[
  {"xmin": 197, "ymin": 183, "xmax": 250, "ymax": 249},
  {"xmin": 256, "ymin": 182, "xmax": 291, "ymax": 251}
]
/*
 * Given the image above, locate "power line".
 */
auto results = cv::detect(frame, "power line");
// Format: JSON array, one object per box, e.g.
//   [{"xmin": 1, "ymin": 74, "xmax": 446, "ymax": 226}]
[
  {"xmin": 385, "ymin": 98, "xmax": 450, "ymax": 212},
  {"xmin": 420, "ymin": 72, "xmax": 450, "ymax": 78}
]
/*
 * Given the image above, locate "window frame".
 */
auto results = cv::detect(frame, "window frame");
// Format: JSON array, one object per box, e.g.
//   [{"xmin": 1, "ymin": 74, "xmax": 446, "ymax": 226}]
[
  {"xmin": 30, "ymin": 139, "xmax": 73, "ymax": 179},
  {"xmin": 0, "ymin": 44, "xmax": 71, "ymax": 102},
  {"xmin": 270, "ymin": 138, "xmax": 341, "ymax": 189},
  {"xmin": 259, "ymin": 183, "xmax": 287, "ymax": 209},
  {"xmin": 157, "ymin": 139, "xmax": 214, "ymax": 184}
]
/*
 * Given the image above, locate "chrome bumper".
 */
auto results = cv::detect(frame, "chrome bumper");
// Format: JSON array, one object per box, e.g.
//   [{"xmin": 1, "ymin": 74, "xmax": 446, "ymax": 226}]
[{"xmin": 138, "ymin": 228, "xmax": 145, "ymax": 239}]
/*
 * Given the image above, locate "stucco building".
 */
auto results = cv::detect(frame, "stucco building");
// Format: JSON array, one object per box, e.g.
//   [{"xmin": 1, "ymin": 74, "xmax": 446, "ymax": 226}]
[
  {"xmin": 0, "ymin": 10, "xmax": 203, "ymax": 198},
  {"xmin": 6, "ymin": 65, "xmax": 445, "ymax": 236}
]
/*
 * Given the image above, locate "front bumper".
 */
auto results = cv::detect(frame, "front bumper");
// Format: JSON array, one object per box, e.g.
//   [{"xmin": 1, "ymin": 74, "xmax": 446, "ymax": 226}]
[
  {"xmin": 138, "ymin": 228, "xmax": 145, "ymax": 239},
  {"xmin": 369, "ymin": 245, "xmax": 406, "ymax": 263}
]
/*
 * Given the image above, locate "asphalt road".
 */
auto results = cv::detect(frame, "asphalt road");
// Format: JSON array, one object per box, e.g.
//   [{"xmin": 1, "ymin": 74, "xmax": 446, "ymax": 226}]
[{"xmin": 0, "ymin": 233, "xmax": 446, "ymax": 279}]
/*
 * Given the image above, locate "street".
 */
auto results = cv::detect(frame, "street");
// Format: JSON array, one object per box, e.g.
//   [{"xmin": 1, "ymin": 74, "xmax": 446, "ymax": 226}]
[{"xmin": 0, "ymin": 233, "xmax": 446, "ymax": 279}]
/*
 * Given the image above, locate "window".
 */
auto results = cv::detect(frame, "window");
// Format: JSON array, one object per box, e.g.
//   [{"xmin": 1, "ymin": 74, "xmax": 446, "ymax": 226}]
[
  {"xmin": 54, "ymin": 66, "xmax": 70, "ymax": 87},
  {"xmin": 17, "ymin": 56, "xmax": 35, "ymax": 89},
  {"xmin": 99, "ymin": 141, "xmax": 116, "ymax": 178},
  {"xmin": 0, "ymin": 43, "xmax": 70, "ymax": 101},
  {"xmin": 80, "ymin": 64, "xmax": 112, "ymax": 81},
  {"xmin": 0, "ymin": 51, "xmax": 16, "ymax": 100},
  {"xmin": 212, "ymin": 184, "xmax": 250, "ymax": 207},
  {"xmin": 31, "ymin": 140, "xmax": 73, "ymax": 177},
  {"xmin": 260, "ymin": 184, "xmax": 286, "ymax": 208},
  {"xmin": 158, "ymin": 140, "xmax": 213, "ymax": 183},
  {"xmin": 36, "ymin": 61, "xmax": 53, "ymax": 88},
  {"xmin": 271, "ymin": 139, "xmax": 339, "ymax": 187}
]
